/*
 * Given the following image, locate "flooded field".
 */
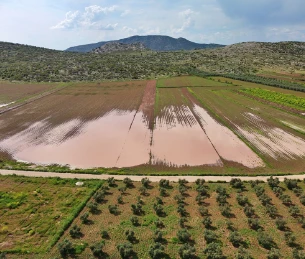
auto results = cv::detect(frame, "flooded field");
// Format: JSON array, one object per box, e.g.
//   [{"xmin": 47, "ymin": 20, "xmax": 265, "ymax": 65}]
[{"xmin": 0, "ymin": 77, "xmax": 304, "ymax": 172}]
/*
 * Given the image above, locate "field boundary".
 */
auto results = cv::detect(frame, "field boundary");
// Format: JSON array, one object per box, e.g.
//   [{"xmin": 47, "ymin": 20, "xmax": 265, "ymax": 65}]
[{"xmin": 1, "ymin": 169, "xmax": 305, "ymax": 182}]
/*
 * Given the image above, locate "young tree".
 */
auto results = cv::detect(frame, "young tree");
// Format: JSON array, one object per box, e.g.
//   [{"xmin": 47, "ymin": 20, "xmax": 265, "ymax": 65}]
[
  {"xmin": 284, "ymin": 232, "xmax": 296, "ymax": 247},
  {"xmin": 275, "ymin": 218, "xmax": 287, "ymax": 231},
  {"xmin": 154, "ymin": 219, "xmax": 164, "ymax": 228},
  {"xmin": 149, "ymin": 242, "xmax": 165, "ymax": 259},
  {"xmin": 248, "ymin": 218, "xmax": 260, "ymax": 230},
  {"xmin": 177, "ymin": 229, "xmax": 191, "ymax": 243},
  {"xmin": 267, "ymin": 177, "xmax": 280, "ymax": 188},
  {"xmin": 125, "ymin": 229, "xmax": 137, "ymax": 243},
  {"xmin": 204, "ymin": 229, "xmax": 218, "ymax": 244},
  {"xmin": 235, "ymin": 247, "xmax": 252, "ymax": 259},
  {"xmin": 80, "ymin": 212, "xmax": 90, "ymax": 224},
  {"xmin": 236, "ymin": 194, "xmax": 249, "ymax": 206},
  {"xmin": 58, "ymin": 239, "xmax": 74, "ymax": 257},
  {"xmin": 123, "ymin": 177, "xmax": 133, "ymax": 188},
  {"xmin": 202, "ymin": 216, "xmax": 213, "ymax": 229},
  {"xmin": 141, "ymin": 177, "xmax": 151, "ymax": 188},
  {"xmin": 90, "ymin": 241, "xmax": 105, "ymax": 257},
  {"xmin": 117, "ymin": 243, "xmax": 133, "ymax": 259},
  {"xmin": 204, "ymin": 242, "xmax": 224, "ymax": 259},
  {"xmin": 108, "ymin": 204, "xmax": 119, "ymax": 215},
  {"xmin": 69, "ymin": 225, "xmax": 82, "ymax": 238},
  {"xmin": 179, "ymin": 243, "xmax": 196, "ymax": 259},
  {"xmin": 229, "ymin": 231, "xmax": 243, "ymax": 247},
  {"xmin": 117, "ymin": 195, "xmax": 124, "ymax": 204},
  {"xmin": 101, "ymin": 230, "xmax": 109, "ymax": 239},
  {"xmin": 107, "ymin": 177, "xmax": 116, "ymax": 187},
  {"xmin": 87, "ymin": 201, "xmax": 99, "ymax": 214},
  {"xmin": 154, "ymin": 230, "xmax": 164, "ymax": 243},
  {"xmin": 130, "ymin": 216, "xmax": 139, "ymax": 226},
  {"xmin": 257, "ymin": 231, "xmax": 275, "ymax": 250},
  {"xmin": 267, "ymin": 248, "xmax": 281, "ymax": 259}
]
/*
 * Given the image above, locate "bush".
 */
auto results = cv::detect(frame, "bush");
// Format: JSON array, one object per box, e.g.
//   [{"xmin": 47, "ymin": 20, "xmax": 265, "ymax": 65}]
[
  {"xmin": 159, "ymin": 179, "xmax": 170, "ymax": 189},
  {"xmin": 204, "ymin": 242, "xmax": 224, "ymax": 259},
  {"xmin": 204, "ymin": 229, "xmax": 218, "ymax": 244},
  {"xmin": 108, "ymin": 204, "xmax": 119, "ymax": 215},
  {"xmin": 179, "ymin": 243, "xmax": 196, "ymax": 259},
  {"xmin": 154, "ymin": 230, "xmax": 164, "ymax": 242},
  {"xmin": 235, "ymin": 247, "xmax": 252, "ymax": 259},
  {"xmin": 154, "ymin": 219, "xmax": 164, "ymax": 228},
  {"xmin": 284, "ymin": 232, "xmax": 296, "ymax": 247},
  {"xmin": 284, "ymin": 178, "xmax": 298, "ymax": 190},
  {"xmin": 130, "ymin": 216, "xmax": 139, "ymax": 226},
  {"xmin": 230, "ymin": 178, "xmax": 245, "ymax": 189},
  {"xmin": 248, "ymin": 218, "xmax": 260, "ymax": 230},
  {"xmin": 267, "ymin": 177, "xmax": 280, "ymax": 188},
  {"xmin": 202, "ymin": 216, "xmax": 212, "ymax": 228},
  {"xmin": 117, "ymin": 243, "xmax": 133, "ymax": 259},
  {"xmin": 257, "ymin": 231, "xmax": 275, "ymax": 250},
  {"xmin": 220, "ymin": 204, "xmax": 232, "ymax": 218},
  {"xmin": 289, "ymin": 206, "xmax": 300, "ymax": 217},
  {"xmin": 266, "ymin": 204, "xmax": 277, "ymax": 218},
  {"xmin": 229, "ymin": 231, "xmax": 243, "ymax": 247},
  {"xmin": 125, "ymin": 229, "xmax": 137, "ymax": 243},
  {"xmin": 199, "ymin": 206, "xmax": 209, "ymax": 216},
  {"xmin": 141, "ymin": 177, "xmax": 151, "ymax": 188},
  {"xmin": 123, "ymin": 177, "xmax": 133, "ymax": 188},
  {"xmin": 101, "ymin": 230, "xmax": 109, "ymax": 239},
  {"xmin": 177, "ymin": 229, "xmax": 191, "ymax": 243},
  {"xmin": 149, "ymin": 242, "xmax": 165, "ymax": 259},
  {"xmin": 58, "ymin": 239, "xmax": 75, "ymax": 257},
  {"xmin": 267, "ymin": 248, "xmax": 281, "ymax": 259},
  {"xmin": 69, "ymin": 224, "xmax": 82, "ymax": 238},
  {"xmin": 87, "ymin": 201, "xmax": 99, "ymax": 213},
  {"xmin": 90, "ymin": 241, "xmax": 105, "ymax": 257},
  {"xmin": 272, "ymin": 187, "xmax": 283, "ymax": 197},
  {"xmin": 244, "ymin": 205, "xmax": 255, "ymax": 218},
  {"xmin": 236, "ymin": 194, "xmax": 249, "ymax": 206},
  {"xmin": 275, "ymin": 218, "xmax": 287, "ymax": 231},
  {"xmin": 292, "ymin": 248, "xmax": 305, "ymax": 259},
  {"xmin": 80, "ymin": 212, "xmax": 89, "ymax": 224}
]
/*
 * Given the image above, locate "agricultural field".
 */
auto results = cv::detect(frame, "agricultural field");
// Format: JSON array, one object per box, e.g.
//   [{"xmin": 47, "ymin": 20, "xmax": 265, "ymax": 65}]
[
  {"xmin": 0, "ymin": 175, "xmax": 101, "ymax": 254},
  {"xmin": 0, "ymin": 82, "xmax": 58, "ymax": 110},
  {"xmin": 4, "ymin": 176, "xmax": 304, "ymax": 259},
  {"xmin": 0, "ymin": 76, "xmax": 304, "ymax": 174}
]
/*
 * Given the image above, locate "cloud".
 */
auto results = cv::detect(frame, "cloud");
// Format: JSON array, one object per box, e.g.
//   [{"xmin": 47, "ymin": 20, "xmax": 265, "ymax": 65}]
[
  {"xmin": 172, "ymin": 9, "xmax": 195, "ymax": 34},
  {"xmin": 51, "ymin": 5, "xmax": 118, "ymax": 30},
  {"xmin": 120, "ymin": 9, "xmax": 130, "ymax": 17},
  {"xmin": 217, "ymin": 0, "xmax": 305, "ymax": 26}
]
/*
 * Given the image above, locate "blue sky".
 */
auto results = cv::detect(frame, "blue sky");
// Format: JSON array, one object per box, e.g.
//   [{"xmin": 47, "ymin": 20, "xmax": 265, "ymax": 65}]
[{"xmin": 1, "ymin": 0, "xmax": 305, "ymax": 50}]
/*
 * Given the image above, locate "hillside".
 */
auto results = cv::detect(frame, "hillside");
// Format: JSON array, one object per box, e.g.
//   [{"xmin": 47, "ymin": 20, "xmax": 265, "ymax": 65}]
[
  {"xmin": 66, "ymin": 35, "xmax": 224, "ymax": 52},
  {"xmin": 92, "ymin": 42, "xmax": 148, "ymax": 54},
  {"xmin": 0, "ymin": 41, "xmax": 305, "ymax": 82}
]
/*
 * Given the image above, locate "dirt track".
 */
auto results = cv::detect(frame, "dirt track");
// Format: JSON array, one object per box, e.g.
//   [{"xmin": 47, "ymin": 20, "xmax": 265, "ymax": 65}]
[{"xmin": 0, "ymin": 169, "xmax": 304, "ymax": 182}]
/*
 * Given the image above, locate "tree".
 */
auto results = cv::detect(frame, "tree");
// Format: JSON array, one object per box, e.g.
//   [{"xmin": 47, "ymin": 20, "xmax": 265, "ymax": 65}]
[
  {"xmin": 177, "ymin": 229, "xmax": 191, "ymax": 243},
  {"xmin": 280, "ymin": 194, "xmax": 292, "ymax": 206},
  {"xmin": 272, "ymin": 187, "xmax": 283, "ymax": 197},
  {"xmin": 130, "ymin": 216, "xmax": 139, "ymax": 226},
  {"xmin": 259, "ymin": 194, "xmax": 272, "ymax": 206},
  {"xmin": 204, "ymin": 229, "xmax": 218, "ymax": 244},
  {"xmin": 108, "ymin": 204, "xmax": 119, "ymax": 215},
  {"xmin": 275, "ymin": 218, "xmax": 287, "ymax": 231},
  {"xmin": 180, "ymin": 217, "xmax": 188, "ymax": 228},
  {"xmin": 69, "ymin": 224, "xmax": 82, "ymax": 238},
  {"xmin": 179, "ymin": 243, "xmax": 196, "ymax": 259},
  {"xmin": 230, "ymin": 178, "xmax": 245, "ymax": 190},
  {"xmin": 289, "ymin": 206, "xmax": 300, "ymax": 217},
  {"xmin": 154, "ymin": 230, "xmax": 164, "ymax": 243},
  {"xmin": 284, "ymin": 178, "xmax": 298, "ymax": 190},
  {"xmin": 235, "ymin": 247, "xmax": 252, "ymax": 259},
  {"xmin": 195, "ymin": 179, "xmax": 205, "ymax": 186},
  {"xmin": 80, "ymin": 212, "xmax": 89, "ymax": 224},
  {"xmin": 300, "ymin": 195, "xmax": 305, "ymax": 206},
  {"xmin": 202, "ymin": 216, "xmax": 213, "ymax": 229},
  {"xmin": 204, "ymin": 242, "xmax": 224, "ymax": 259},
  {"xmin": 58, "ymin": 239, "xmax": 75, "ymax": 257},
  {"xmin": 267, "ymin": 248, "xmax": 281, "ymax": 259},
  {"xmin": 88, "ymin": 201, "xmax": 99, "ymax": 213},
  {"xmin": 154, "ymin": 219, "xmax": 164, "ymax": 228},
  {"xmin": 125, "ymin": 229, "xmax": 137, "ymax": 243},
  {"xmin": 93, "ymin": 190, "xmax": 106, "ymax": 203},
  {"xmin": 267, "ymin": 177, "xmax": 280, "ymax": 188},
  {"xmin": 159, "ymin": 179, "xmax": 170, "ymax": 189},
  {"xmin": 248, "ymin": 218, "xmax": 260, "ymax": 230},
  {"xmin": 101, "ymin": 230, "xmax": 109, "ymax": 239},
  {"xmin": 149, "ymin": 242, "xmax": 165, "ymax": 259},
  {"xmin": 284, "ymin": 232, "xmax": 296, "ymax": 247},
  {"xmin": 154, "ymin": 204, "xmax": 165, "ymax": 217},
  {"xmin": 123, "ymin": 177, "xmax": 133, "ymax": 188},
  {"xmin": 199, "ymin": 206, "xmax": 209, "ymax": 216},
  {"xmin": 236, "ymin": 194, "xmax": 249, "ymax": 206},
  {"xmin": 229, "ymin": 231, "xmax": 243, "ymax": 247},
  {"xmin": 156, "ymin": 197, "xmax": 163, "ymax": 205},
  {"xmin": 131, "ymin": 203, "xmax": 143, "ymax": 215},
  {"xmin": 90, "ymin": 241, "xmax": 105, "ymax": 257},
  {"xmin": 159, "ymin": 187, "xmax": 167, "ymax": 197},
  {"xmin": 117, "ymin": 243, "xmax": 133, "ymax": 259},
  {"xmin": 141, "ymin": 177, "xmax": 151, "ymax": 188},
  {"xmin": 257, "ymin": 231, "xmax": 275, "ymax": 250},
  {"xmin": 292, "ymin": 248, "xmax": 305, "ymax": 259},
  {"xmin": 0, "ymin": 253, "xmax": 6, "ymax": 259},
  {"xmin": 107, "ymin": 177, "xmax": 116, "ymax": 187},
  {"xmin": 220, "ymin": 204, "xmax": 232, "ymax": 218},
  {"xmin": 244, "ymin": 205, "xmax": 255, "ymax": 218},
  {"xmin": 118, "ymin": 186, "xmax": 127, "ymax": 194},
  {"xmin": 117, "ymin": 195, "xmax": 124, "ymax": 204},
  {"xmin": 266, "ymin": 204, "xmax": 277, "ymax": 218}
]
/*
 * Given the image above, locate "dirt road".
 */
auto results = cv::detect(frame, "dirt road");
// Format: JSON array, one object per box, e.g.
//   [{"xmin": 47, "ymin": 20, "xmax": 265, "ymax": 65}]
[{"xmin": 0, "ymin": 169, "xmax": 304, "ymax": 182}]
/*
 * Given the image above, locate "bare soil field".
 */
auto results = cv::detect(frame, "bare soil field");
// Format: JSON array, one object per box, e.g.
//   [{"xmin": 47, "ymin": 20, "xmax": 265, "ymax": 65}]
[{"xmin": 0, "ymin": 82, "xmax": 57, "ymax": 110}]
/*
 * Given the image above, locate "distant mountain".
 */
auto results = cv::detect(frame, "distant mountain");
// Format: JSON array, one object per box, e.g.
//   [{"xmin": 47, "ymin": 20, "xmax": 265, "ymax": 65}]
[
  {"xmin": 92, "ymin": 42, "xmax": 148, "ymax": 54},
  {"xmin": 66, "ymin": 35, "xmax": 225, "ymax": 52}
]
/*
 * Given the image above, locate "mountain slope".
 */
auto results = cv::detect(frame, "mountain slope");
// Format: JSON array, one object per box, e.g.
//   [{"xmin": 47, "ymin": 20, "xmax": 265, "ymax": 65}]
[
  {"xmin": 92, "ymin": 42, "xmax": 148, "ymax": 53},
  {"xmin": 66, "ymin": 35, "xmax": 224, "ymax": 52}
]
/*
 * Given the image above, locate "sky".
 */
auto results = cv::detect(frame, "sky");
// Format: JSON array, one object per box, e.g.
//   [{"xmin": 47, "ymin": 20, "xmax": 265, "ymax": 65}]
[{"xmin": 1, "ymin": 0, "xmax": 305, "ymax": 50}]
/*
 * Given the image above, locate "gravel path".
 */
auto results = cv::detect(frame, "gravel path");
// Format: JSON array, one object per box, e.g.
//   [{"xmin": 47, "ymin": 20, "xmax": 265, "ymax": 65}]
[{"xmin": 0, "ymin": 169, "xmax": 304, "ymax": 182}]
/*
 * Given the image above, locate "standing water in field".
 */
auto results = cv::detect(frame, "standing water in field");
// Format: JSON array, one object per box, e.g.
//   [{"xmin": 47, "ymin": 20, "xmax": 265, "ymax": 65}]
[{"xmin": 151, "ymin": 104, "xmax": 222, "ymax": 167}]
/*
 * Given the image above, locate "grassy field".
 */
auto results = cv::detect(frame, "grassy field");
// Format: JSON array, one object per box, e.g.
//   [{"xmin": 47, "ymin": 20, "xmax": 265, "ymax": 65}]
[
  {"xmin": 2, "ymin": 176, "xmax": 302, "ymax": 259},
  {"xmin": 0, "ymin": 175, "xmax": 101, "ymax": 254}
]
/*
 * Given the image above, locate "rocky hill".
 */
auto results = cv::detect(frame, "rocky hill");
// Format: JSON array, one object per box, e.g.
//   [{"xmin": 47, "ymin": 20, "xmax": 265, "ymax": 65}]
[
  {"xmin": 92, "ymin": 42, "xmax": 148, "ymax": 54},
  {"xmin": 66, "ymin": 35, "xmax": 224, "ymax": 52}
]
